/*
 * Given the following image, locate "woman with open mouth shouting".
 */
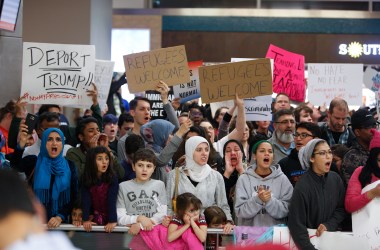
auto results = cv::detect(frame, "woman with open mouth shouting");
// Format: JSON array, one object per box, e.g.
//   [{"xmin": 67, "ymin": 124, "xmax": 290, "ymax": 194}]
[
  {"xmin": 15, "ymin": 127, "xmax": 78, "ymax": 229},
  {"xmin": 235, "ymin": 140, "xmax": 293, "ymax": 226},
  {"xmin": 218, "ymin": 139, "xmax": 247, "ymax": 218},
  {"xmin": 288, "ymin": 139, "xmax": 346, "ymax": 250}
]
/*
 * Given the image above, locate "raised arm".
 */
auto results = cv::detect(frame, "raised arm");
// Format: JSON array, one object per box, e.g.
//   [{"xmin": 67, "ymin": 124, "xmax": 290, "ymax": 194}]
[{"xmin": 227, "ymin": 94, "xmax": 245, "ymax": 141}]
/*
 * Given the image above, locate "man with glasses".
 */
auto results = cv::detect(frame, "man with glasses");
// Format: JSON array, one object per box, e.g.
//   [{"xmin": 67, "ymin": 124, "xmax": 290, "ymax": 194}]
[
  {"xmin": 278, "ymin": 122, "xmax": 321, "ymax": 186},
  {"xmin": 341, "ymin": 108, "xmax": 378, "ymax": 184},
  {"xmin": 268, "ymin": 109, "xmax": 296, "ymax": 164}
]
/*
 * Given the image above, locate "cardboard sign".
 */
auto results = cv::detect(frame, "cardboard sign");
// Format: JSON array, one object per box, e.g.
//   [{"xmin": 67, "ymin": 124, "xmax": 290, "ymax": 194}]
[
  {"xmin": 199, "ymin": 59, "xmax": 272, "ymax": 103},
  {"xmin": 308, "ymin": 63, "xmax": 363, "ymax": 106},
  {"xmin": 244, "ymin": 96, "xmax": 272, "ymax": 121},
  {"xmin": 21, "ymin": 42, "xmax": 95, "ymax": 105},
  {"xmin": 363, "ymin": 66, "xmax": 380, "ymax": 92},
  {"xmin": 173, "ymin": 60, "xmax": 203, "ymax": 103},
  {"xmin": 231, "ymin": 58, "xmax": 272, "ymax": 121},
  {"xmin": 94, "ymin": 60, "xmax": 115, "ymax": 110},
  {"xmin": 265, "ymin": 44, "xmax": 305, "ymax": 102},
  {"xmin": 124, "ymin": 45, "xmax": 190, "ymax": 93},
  {"xmin": 273, "ymin": 227, "xmax": 368, "ymax": 250},
  {"xmin": 352, "ymin": 180, "xmax": 380, "ymax": 250}
]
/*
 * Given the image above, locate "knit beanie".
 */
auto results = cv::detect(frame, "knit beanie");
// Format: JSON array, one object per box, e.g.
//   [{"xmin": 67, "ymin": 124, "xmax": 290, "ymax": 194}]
[
  {"xmin": 369, "ymin": 128, "xmax": 380, "ymax": 151},
  {"xmin": 298, "ymin": 139, "xmax": 325, "ymax": 170}
]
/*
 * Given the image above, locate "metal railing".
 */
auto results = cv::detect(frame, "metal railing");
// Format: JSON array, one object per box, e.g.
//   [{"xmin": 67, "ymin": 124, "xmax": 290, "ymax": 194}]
[{"xmin": 50, "ymin": 224, "xmax": 233, "ymax": 250}]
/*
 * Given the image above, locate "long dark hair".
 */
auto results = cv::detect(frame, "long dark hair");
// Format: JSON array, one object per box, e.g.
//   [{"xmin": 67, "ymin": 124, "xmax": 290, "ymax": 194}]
[
  {"xmin": 358, "ymin": 148, "xmax": 380, "ymax": 189},
  {"xmin": 176, "ymin": 192, "xmax": 202, "ymax": 221},
  {"xmin": 222, "ymin": 139, "xmax": 246, "ymax": 167},
  {"xmin": 82, "ymin": 146, "xmax": 115, "ymax": 188}
]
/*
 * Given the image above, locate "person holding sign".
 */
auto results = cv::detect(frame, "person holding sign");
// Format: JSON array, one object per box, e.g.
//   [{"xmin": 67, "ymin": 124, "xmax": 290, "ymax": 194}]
[
  {"xmin": 200, "ymin": 94, "xmax": 246, "ymax": 157},
  {"xmin": 117, "ymin": 81, "xmax": 179, "ymax": 164},
  {"xmin": 345, "ymin": 129, "xmax": 380, "ymax": 213},
  {"xmin": 288, "ymin": 139, "xmax": 346, "ymax": 250}
]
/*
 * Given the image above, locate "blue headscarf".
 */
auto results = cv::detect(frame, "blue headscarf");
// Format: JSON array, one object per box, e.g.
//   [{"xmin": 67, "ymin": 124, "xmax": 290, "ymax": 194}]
[
  {"xmin": 33, "ymin": 128, "xmax": 71, "ymax": 216},
  {"xmin": 140, "ymin": 119, "xmax": 175, "ymax": 153}
]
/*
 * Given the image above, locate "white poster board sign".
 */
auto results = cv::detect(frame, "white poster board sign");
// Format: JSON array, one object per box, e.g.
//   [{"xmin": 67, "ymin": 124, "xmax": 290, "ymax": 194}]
[
  {"xmin": 307, "ymin": 63, "xmax": 363, "ymax": 106},
  {"xmin": 94, "ymin": 60, "xmax": 115, "ymax": 110},
  {"xmin": 21, "ymin": 42, "xmax": 95, "ymax": 106},
  {"xmin": 173, "ymin": 60, "xmax": 202, "ymax": 103},
  {"xmin": 352, "ymin": 180, "xmax": 380, "ymax": 250},
  {"xmin": 363, "ymin": 66, "xmax": 380, "ymax": 92},
  {"xmin": 273, "ymin": 227, "xmax": 368, "ymax": 250},
  {"xmin": 244, "ymin": 96, "xmax": 272, "ymax": 121}
]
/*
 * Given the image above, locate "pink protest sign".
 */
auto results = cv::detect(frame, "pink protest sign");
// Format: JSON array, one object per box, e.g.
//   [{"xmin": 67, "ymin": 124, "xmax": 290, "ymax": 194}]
[{"xmin": 266, "ymin": 44, "xmax": 305, "ymax": 102}]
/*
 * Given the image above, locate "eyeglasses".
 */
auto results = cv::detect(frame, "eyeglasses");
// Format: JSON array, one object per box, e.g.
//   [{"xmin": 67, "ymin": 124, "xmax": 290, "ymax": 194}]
[
  {"xmin": 313, "ymin": 150, "xmax": 333, "ymax": 157},
  {"xmin": 275, "ymin": 120, "xmax": 295, "ymax": 125},
  {"xmin": 293, "ymin": 133, "xmax": 314, "ymax": 139}
]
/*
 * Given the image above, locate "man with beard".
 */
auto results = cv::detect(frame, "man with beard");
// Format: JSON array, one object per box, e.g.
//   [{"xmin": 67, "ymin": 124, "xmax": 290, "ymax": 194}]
[
  {"xmin": 319, "ymin": 97, "xmax": 355, "ymax": 148},
  {"xmin": 268, "ymin": 109, "xmax": 296, "ymax": 164},
  {"xmin": 341, "ymin": 108, "xmax": 377, "ymax": 184}
]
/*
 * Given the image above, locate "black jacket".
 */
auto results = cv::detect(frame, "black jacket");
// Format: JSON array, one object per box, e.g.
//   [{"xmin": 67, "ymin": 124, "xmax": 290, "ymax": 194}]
[
  {"xmin": 288, "ymin": 169, "xmax": 346, "ymax": 250},
  {"xmin": 278, "ymin": 148, "xmax": 305, "ymax": 187}
]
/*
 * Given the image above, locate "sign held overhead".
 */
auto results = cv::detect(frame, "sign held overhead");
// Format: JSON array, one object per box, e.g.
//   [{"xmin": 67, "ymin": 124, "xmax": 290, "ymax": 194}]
[
  {"xmin": 124, "ymin": 45, "xmax": 190, "ymax": 93},
  {"xmin": 199, "ymin": 59, "xmax": 272, "ymax": 103}
]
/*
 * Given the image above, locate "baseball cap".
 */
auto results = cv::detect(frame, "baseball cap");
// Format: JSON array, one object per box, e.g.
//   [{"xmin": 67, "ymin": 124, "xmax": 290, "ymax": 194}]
[
  {"xmin": 103, "ymin": 114, "xmax": 118, "ymax": 124},
  {"xmin": 350, "ymin": 108, "xmax": 378, "ymax": 130}
]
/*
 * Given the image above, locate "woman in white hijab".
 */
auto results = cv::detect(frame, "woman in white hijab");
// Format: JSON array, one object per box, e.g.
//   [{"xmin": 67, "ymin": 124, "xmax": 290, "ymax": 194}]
[{"xmin": 166, "ymin": 136, "xmax": 234, "ymax": 233}]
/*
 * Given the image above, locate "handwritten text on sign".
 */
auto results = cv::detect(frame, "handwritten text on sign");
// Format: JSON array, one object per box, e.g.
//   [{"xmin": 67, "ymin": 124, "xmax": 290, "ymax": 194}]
[
  {"xmin": 265, "ymin": 44, "xmax": 305, "ymax": 102},
  {"xmin": 308, "ymin": 63, "xmax": 363, "ymax": 106},
  {"xmin": 173, "ymin": 60, "xmax": 203, "ymax": 103},
  {"xmin": 244, "ymin": 96, "xmax": 272, "ymax": 121},
  {"xmin": 199, "ymin": 59, "xmax": 272, "ymax": 103},
  {"xmin": 124, "ymin": 45, "xmax": 190, "ymax": 93},
  {"xmin": 21, "ymin": 42, "xmax": 95, "ymax": 106},
  {"xmin": 94, "ymin": 60, "xmax": 115, "ymax": 110}
]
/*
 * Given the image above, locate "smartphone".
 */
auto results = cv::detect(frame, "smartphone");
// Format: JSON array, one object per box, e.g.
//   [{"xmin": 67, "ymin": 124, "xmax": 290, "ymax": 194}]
[{"xmin": 25, "ymin": 113, "xmax": 38, "ymax": 134}]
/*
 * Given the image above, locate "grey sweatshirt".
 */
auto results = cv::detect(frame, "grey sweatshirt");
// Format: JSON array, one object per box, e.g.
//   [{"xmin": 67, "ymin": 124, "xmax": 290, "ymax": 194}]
[
  {"xmin": 235, "ymin": 163, "xmax": 293, "ymax": 226},
  {"xmin": 166, "ymin": 167, "xmax": 233, "ymax": 221},
  {"xmin": 117, "ymin": 179, "xmax": 167, "ymax": 225}
]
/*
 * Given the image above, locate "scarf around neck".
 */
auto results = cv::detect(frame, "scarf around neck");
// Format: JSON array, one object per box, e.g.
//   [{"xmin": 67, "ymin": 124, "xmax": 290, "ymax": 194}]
[
  {"xmin": 33, "ymin": 128, "xmax": 71, "ymax": 216},
  {"xmin": 184, "ymin": 136, "xmax": 212, "ymax": 183}
]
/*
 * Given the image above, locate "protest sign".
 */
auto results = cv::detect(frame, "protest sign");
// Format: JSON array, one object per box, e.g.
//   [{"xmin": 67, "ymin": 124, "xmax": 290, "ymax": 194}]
[
  {"xmin": 363, "ymin": 66, "xmax": 380, "ymax": 92},
  {"xmin": 124, "ymin": 45, "xmax": 190, "ymax": 93},
  {"xmin": 94, "ymin": 60, "xmax": 115, "ymax": 110},
  {"xmin": 265, "ymin": 44, "xmax": 305, "ymax": 102},
  {"xmin": 308, "ymin": 63, "xmax": 363, "ymax": 106},
  {"xmin": 273, "ymin": 227, "xmax": 368, "ymax": 250},
  {"xmin": 21, "ymin": 42, "xmax": 95, "ymax": 106},
  {"xmin": 145, "ymin": 87, "xmax": 181, "ymax": 120},
  {"xmin": 352, "ymin": 180, "xmax": 380, "ymax": 250},
  {"xmin": 231, "ymin": 58, "xmax": 272, "ymax": 121},
  {"xmin": 173, "ymin": 60, "xmax": 202, "ymax": 103},
  {"xmin": 244, "ymin": 96, "xmax": 272, "ymax": 121},
  {"xmin": 199, "ymin": 59, "xmax": 272, "ymax": 103}
]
